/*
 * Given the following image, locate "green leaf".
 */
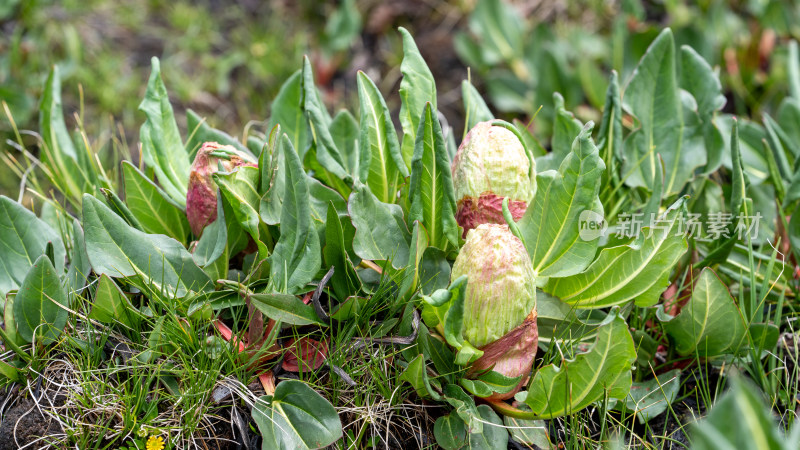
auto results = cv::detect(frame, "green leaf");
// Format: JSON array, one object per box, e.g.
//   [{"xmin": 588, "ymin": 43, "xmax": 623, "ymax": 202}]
[
  {"xmin": 192, "ymin": 195, "xmax": 228, "ymax": 268},
  {"xmin": 466, "ymin": 405, "xmax": 509, "ymax": 450},
  {"xmin": 330, "ymin": 110, "xmax": 360, "ymax": 180},
  {"xmin": 252, "ymin": 380, "xmax": 342, "ymax": 450},
  {"xmin": 249, "ymin": 293, "xmax": 322, "ymax": 326},
  {"xmin": 356, "ymin": 71, "xmax": 407, "ymax": 203},
  {"xmin": 623, "ymin": 28, "xmax": 702, "ymax": 195},
  {"xmin": 398, "ymin": 27, "xmax": 437, "ymax": 169},
  {"xmin": 597, "ymin": 71, "xmax": 623, "ymax": 188},
  {"xmin": 269, "ymin": 134, "xmax": 321, "ymax": 294},
  {"xmin": 89, "ymin": 274, "xmax": 140, "ymax": 328},
  {"xmin": 538, "ymin": 93, "xmax": 583, "ymax": 172},
  {"xmin": 519, "ymin": 122, "xmax": 605, "ymax": 278},
  {"xmin": 545, "ymin": 197, "xmax": 687, "ymax": 308},
  {"xmin": 521, "ymin": 313, "xmax": 636, "ymax": 418},
  {"xmin": 467, "ymin": 0, "xmax": 525, "ymax": 66},
  {"xmin": 39, "ymin": 66, "xmax": 94, "ymax": 200},
  {"xmin": 186, "ymin": 109, "xmax": 252, "ymax": 158},
  {"xmin": 0, "ymin": 196, "xmax": 66, "ymax": 298},
  {"xmin": 399, "ymin": 354, "xmax": 441, "ymax": 401},
  {"xmin": 66, "ymin": 219, "xmax": 91, "ymax": 293},
  {"xmin": 442, "ymin": 384, "xmax": 483, "ymax": 433},
  {"xmin": 214, "ymin": 166, "xmax": 262, "ymax": 243},
  {"xmin": 348, "ymin": 184, "xmax": 410, "ymax": 269},
  {"xmin": 462, "ymin": 79, "xmax": 493, "ymax": 131},
  {"xmin": 434, "ymin": 413, "xmax": 467, "ymax": 450},
  {"xmin": 269, "ymin": 70, "xmax": 310, "ymax": 159},
  {"xmin": 322, "ymin": 0, "xmax": 362, "ymax": 53},
  {"xmin": 661, "ymin": 268, "xmax": 746, "ymax": 356},
  {"xmin": 790, "ymin": 40, "xmax": 800, "ymax": 102},
  {"xmin": 408, "ymin": 103, "xmax": 459, "ymax": 252},
  {"xmin": 616, "ymin": 369, "xmax": 680, "ymax": 423},
  {"xmin": 323, "ymin": 204, "xmax": 360, "ymax": 301},
  {"xmin": 82, "ymin": 194, "xmax": 212, "ymax": 297},
  {"xmin": 679, "ymin": 46, "xmax": 725, "ymax": 174},
  {"xmin": 260, "ymin": 128, "xmax": 287, "ymax": 225},
  {"xmin": 13, "ymin": 255, "xmax": 68, "ymax": 344},
  {"xmin": 699, "ymin": 120, "xmax": 747, "ymax": 267},
  {"xmin": 690, "ymin": 377, "xmax": 786, "ymax": 450},
  {"xmin": 504, "ymin": 413, "xmax": 550, "ymax": 448},
  {"xmin": 138, "ymin": 57, "xmax": 189, "ymax": 206},
  {"xmin": 123, "ymin": 161, "xmax": 190, "ymax": 242},
  {"xmin": 302, "ymin": 56, "xmax": 350, "ymax": 182}
]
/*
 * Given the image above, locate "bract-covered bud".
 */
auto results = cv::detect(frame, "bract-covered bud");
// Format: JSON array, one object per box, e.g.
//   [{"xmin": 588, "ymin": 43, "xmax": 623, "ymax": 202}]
[
  {"xmin": 186, "ymin": 142, "xmax": 256, "ymax": 236},
  {"xmin": 451, "ymin": 121, "xmax": 536, "ymax": 236},
  {"xmin": 451, "ymin": 223, "xmax": 538, "ymax": 399}
]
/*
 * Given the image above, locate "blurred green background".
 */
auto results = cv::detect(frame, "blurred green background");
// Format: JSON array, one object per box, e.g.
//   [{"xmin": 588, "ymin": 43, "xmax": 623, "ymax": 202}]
[{"xmin": 2, "ymin": 0, "xmax": 800, "ymax": 197}]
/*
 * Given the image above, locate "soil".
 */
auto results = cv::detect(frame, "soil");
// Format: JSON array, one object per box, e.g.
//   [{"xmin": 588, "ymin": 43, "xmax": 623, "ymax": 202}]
[{"xmin": 0, "ymin": 397, "xmax": 64, "ymax": 450}]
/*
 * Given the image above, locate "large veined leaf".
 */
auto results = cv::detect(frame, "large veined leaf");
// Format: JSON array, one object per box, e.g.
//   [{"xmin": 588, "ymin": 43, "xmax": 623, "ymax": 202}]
[
  {"xmin": 519, "ymin": 122, "xmax": 605, "ymax": 278},
  {"xmin": 623, "ymin": 28, "xmax": 703, "ymax": 196},
  {"xmin": 269, "ymin": 70, "xmax": 310, "ymax": 159},
  {"xmin": 0, "ymin": 196, "xmax": 66, "ymax": 298},
  {"xmin": 138, "ymin": 57, "xmax": 190, "ymax": 206},
  {"xmin": 301, "ymin": 56, "xmax": 350, "ymax": 183},
  {"xmin": 408, "ymin": 103, "xmax": 459, "ymax": 253},
  {"xmin": 660, "ymin": 268, "xmax": 746, "ymax": 356},
  {"xmin": 251, "ymin": 380, "xmax": 342, "ymax": 450},
  {"xmin": 269, "ymin": 134, "xmax": 321, "ymax": 294},
  {"xmin": 122, "ymin": 161, "xmax": 190, "ymax": 243},
  {"xmin": 462, "ymin": 79, "xmax": 493, "ymax": 131},
  {"xmin": 82, "ymin": 194, "xmax": 212, "ymax": 297},
  {"xmin": 13, "ymin": 255, "xmax": 68, "ymax": 344},
  {"xmin": 544, "ymin": 198, "xmax": 687, "ymax": 308},
  {"xmin": 398, "ymin": 27, "xmax": 437, "ymax": 169},
  {"xmin": 519, "ymin": 313, "xmax": 636, "ymax": 419},
  {"xmin": 356, "ymin": 71, "xmax": 407, "ymax": 203},
  {"xmin": 348, "ymin": 184, "xmax": 411, "ymax": 269}
]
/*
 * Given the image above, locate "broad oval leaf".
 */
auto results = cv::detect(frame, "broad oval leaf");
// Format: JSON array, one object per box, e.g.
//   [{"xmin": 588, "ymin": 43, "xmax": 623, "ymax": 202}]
[
  {"xmin": 408, "ymin": 103, "xmax": 459, "ymax": 252},
  {"xmin": 0, "ymin": 196, "xmax": 66, "ymax": 298},
  {"xmin": 13, "ymin": 255, "xmax": 68, "ymax": 344},
  {"xmin": 82, "ymin": 194, "xmax": 212, "ymax": 297},
  {"xmin": 89, "ymin": 274, "xmax": 140, "ymax": 328},
  {"xmin": 122, "ymin": 161, "xmax": 190, "ymax": 242},
  {"xmin": 660, "ymin": 268, "xmax": 746, "ymax": 356},
  {"xmin": 519, "ymin": 313, "xmax": 636, "ymax": 419},
  {"xmin": 544, "ymin": 197, "xmax": 687, "ymax": 308},
  {"xmin": 348, "ymin": 184, "xmax": 411, "ymax": 269},
  {"xmin": 249, "ymin": 293, "xmax": 322, "ymax": 326},
  {"xmin": 138, "ymin": 57, "xmax": 190, "ymax": 206},
  {"xmin": 519, "ymin": 122, "xmax": 605, "ymax": 278},
  {"xmin": 252, "ymin": 380, "xmax": 342, "ymax": 450}
]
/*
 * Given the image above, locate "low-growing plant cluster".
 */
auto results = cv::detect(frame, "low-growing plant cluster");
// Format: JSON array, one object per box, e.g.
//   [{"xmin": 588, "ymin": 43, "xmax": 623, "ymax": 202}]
[{"xmin": 1, "ymin": 19, "xmax": 800, "ymax": 450}]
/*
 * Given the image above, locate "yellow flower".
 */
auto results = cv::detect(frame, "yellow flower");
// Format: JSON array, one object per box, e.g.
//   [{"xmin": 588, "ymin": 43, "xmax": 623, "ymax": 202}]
[{"xmin": 145, "ymin": 435, "xmax": 165, "ymax": 450}]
